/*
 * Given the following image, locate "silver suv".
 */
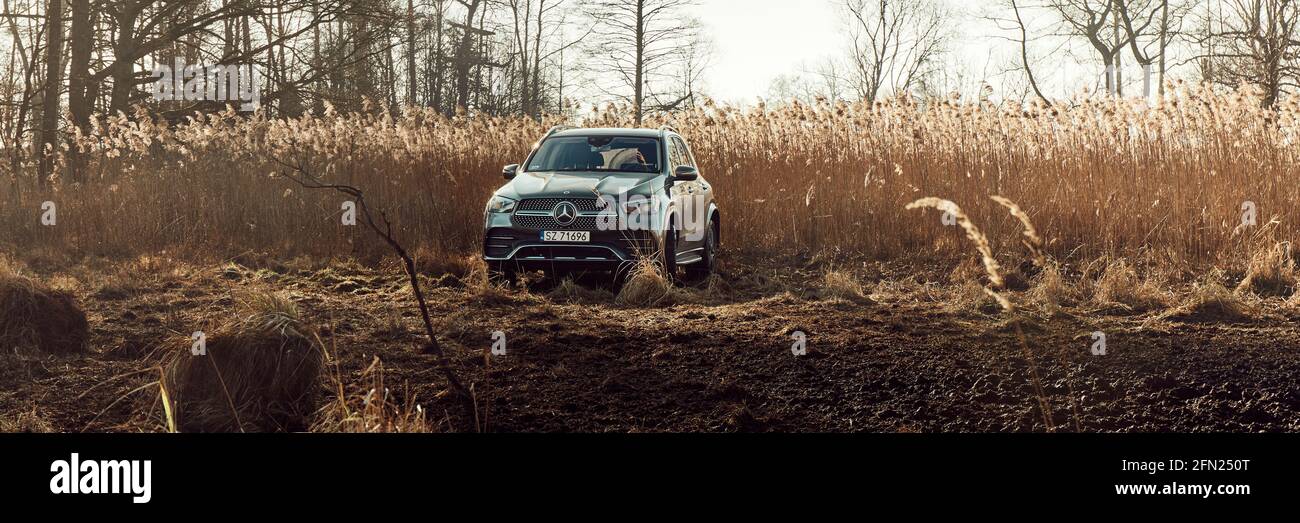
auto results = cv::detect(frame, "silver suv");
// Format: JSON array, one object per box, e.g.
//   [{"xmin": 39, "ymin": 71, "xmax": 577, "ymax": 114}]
[{"xmin": 482, "ymin": 126, "xmax": 719, "ymax": 283}]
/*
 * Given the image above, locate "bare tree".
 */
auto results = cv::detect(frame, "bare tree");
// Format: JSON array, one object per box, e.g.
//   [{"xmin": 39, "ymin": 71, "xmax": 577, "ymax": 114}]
[
  {"xmin": 581, "ymin": 0, "xmax": 700, "ymax": 125},
  {"xmin": 1045, "ymin": 0, "xmax": 1132, "ymax": 96},
  {"xmin": 843, "ymin": 0, "xmax": 950, "ymax": 102},
  {"xmin": 1196, "ymin": 0, "xmax": 1300, "ymax": 106},
  {"xmin": 506, "ymin": 0, "xmax": 586, "ymax": 117},
  {"xmin": 994, "ymin": 0, "xmax": 1053, "ymax": 103},
  {"xmin": 1114, "ymin": 0, "xmax": 1195, "ymax": 98},
  {"xmin": 670, "ymin": 16, "xmax": 711, "ymax": 108},
  {"xmin": 406, "ymin": 0, "xmax": 418, "ymax": 104},
  {"xmin": 35, "ymin": 0, "xmax": 60, "ymax": 185},
  {"xmin": 450, "ymin": 0, "xmax": 489, "ymax": 110},
  {"xmin": 66, "ymin": 0, "xmax": 91, "ymax": 182}
]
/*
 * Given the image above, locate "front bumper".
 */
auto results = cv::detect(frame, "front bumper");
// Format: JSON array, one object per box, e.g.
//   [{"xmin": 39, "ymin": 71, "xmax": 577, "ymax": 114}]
[{"xmin": 483, "ymin": 211, "xmax": 660, "ymax": 272}]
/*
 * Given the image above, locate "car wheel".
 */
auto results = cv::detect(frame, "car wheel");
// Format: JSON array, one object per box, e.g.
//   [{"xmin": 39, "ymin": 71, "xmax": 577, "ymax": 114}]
[
  {"xmin": 658, "ymin": 227, "xmax": 679, "ymax": 284},
  {"xmin": 685, "ymin": 219, "xmax": 717, "ymax": 282}
]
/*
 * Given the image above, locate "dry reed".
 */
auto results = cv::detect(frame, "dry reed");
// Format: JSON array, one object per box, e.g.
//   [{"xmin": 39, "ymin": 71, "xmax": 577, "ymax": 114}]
[{"xmin": 0, "ymin": 85, "xmax": 1295, "ymax": 276}]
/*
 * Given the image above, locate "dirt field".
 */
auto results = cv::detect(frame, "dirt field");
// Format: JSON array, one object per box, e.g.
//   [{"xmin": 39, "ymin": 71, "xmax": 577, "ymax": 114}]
[{"xmin": 3, "ymin": 253, "xmax": 1299, "ymax": 433}]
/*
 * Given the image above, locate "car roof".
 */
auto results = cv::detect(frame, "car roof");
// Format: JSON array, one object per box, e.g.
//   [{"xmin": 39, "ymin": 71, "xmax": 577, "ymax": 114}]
[{"xmin": 550, "ymin": 127, "xmax": 668, "ymax": 139}]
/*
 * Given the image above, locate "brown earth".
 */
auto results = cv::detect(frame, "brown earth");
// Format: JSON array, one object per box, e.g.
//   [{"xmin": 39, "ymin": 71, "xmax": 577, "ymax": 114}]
[{"xmin": 2, "ymin": 254, "xmax": 1299, "ymax": 433}]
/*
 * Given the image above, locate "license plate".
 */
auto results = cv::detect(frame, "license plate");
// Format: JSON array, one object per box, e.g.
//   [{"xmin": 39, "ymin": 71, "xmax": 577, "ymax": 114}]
[{"xmin": 542, "ymin": 231, "xmax": 590, "ymax": 242}]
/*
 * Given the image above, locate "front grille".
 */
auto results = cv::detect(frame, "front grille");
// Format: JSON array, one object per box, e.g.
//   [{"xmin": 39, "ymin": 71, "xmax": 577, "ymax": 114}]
[
  {"xmin": 518, "ymin": 198, "xmax": 602, "ymax": 213},
  {"xmin": 513, "ymin": 215, "xmax": 600, "ymax": 230}
]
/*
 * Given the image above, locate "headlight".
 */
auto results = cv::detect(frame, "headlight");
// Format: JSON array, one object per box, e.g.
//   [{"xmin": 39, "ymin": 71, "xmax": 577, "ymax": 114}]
[{"xmin": 487, "ymin": 196, "xmax": 518, "ymax": 214}]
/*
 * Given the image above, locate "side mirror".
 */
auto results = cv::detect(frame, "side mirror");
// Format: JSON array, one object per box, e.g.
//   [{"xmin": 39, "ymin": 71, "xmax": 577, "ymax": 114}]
[
  {"xmin": 503, "ymin": 164, "xmax": 519, "ymax": 180},
  {"xmin": 673, "ymin": 165, "xmax": 699, "ymax": 181}
]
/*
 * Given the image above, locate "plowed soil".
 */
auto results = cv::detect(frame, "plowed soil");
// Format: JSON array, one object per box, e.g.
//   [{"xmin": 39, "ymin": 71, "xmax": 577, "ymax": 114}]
[{"xmin": 3, "ymin": 255, "xmax": 1299, "ymax": 433}]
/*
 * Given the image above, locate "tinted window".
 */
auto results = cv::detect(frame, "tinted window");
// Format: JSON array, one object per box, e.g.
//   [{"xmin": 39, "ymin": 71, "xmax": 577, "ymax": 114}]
[
  {"xmin": 528, "ymin": 136, "xmax": 661, "ymax": 173},
  {"xmin": 672, "ymin": 137, "xmax": 695, "ymax": 168}
]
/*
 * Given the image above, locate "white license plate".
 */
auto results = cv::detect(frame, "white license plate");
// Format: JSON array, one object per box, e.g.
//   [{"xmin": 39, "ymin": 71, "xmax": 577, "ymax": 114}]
[{"xmin": 542, "ymin": 231, "xmax": 590, "ymax": 242}]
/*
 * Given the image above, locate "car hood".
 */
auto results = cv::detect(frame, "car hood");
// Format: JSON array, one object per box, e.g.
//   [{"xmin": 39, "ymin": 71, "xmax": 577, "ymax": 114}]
[{"xmin": 498, "ymin": 171, "xmax": 663, "ymax": 201}]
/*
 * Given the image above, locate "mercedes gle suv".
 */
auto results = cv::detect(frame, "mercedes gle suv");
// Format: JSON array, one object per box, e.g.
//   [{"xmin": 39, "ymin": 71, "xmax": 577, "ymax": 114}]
[{"xmin": 483, "ymin": 126, "xmax": 719, "ymax": 283}]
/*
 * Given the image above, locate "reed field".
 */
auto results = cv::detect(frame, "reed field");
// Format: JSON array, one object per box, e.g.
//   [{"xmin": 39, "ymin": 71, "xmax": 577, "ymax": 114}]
[
  {"xmin": 7, "ymin": 85, "xmax": 1300, "ymax": 434},
  {"xmin": 2, "ymin": 83, "xmax": 1298, "ymax": 279}
]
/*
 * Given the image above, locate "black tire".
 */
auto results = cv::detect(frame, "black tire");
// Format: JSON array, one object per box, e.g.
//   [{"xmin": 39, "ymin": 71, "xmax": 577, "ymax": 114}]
[
  {"xmin": 658, "ymin": 226, "xmax": 679, "ymax": 284},
  {"xmin": 685, "ymin": 218, "xmax": 718, "ymax": 282}
]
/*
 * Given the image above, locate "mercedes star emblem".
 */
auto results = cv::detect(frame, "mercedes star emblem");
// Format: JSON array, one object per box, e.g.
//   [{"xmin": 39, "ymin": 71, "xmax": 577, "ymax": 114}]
[{"xmin": 552, "ymin": 201, "xmax": 578, "ymax": 226}]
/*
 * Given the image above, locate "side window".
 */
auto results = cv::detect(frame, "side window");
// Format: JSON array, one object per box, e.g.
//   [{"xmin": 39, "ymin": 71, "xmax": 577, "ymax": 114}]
[
  {"xmin": 673, "ymin": 137, "xmax": 695, "ymax": 168},
  {"xmin": 667, "ymin": 138, "xmax": 684, "ymax": 170}
]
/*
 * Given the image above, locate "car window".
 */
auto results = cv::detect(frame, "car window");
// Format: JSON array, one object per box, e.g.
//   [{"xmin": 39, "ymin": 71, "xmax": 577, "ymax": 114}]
[
  {"xmin": 528, "ymin": 136, "xmax": 661, "ymax": 173},
  {"xmin": 672, "ymin": 137, "xmax": 695, "ymax": 168}
]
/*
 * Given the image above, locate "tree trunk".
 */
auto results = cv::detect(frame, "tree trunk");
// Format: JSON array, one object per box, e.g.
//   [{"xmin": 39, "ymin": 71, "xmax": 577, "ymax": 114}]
[
  {"xmin": 454, "ymin": 0, "xmax": 482, "ymax": 110},
  {"xmin": 473, "ymin": 6, "xmax": 486, "ymax": 111},
  {"xmin": 634, "ymin": 0, "xmax": 644, "ymax": 125},
  {"xmin": 1158, "ymin": 0, "xmax": 1168, "ymax": 98},
  {"xmin": 531, "ymin": 0, "xmax": 544, "ymax": 118},
  {"xmin": 109, "ymin": 5, "xmax": 140, "ymax": 114},
  {"xmin": 1112, "ymin": 3, "xmax": 1122, "ymax": 98},
  {"xmin": 38, "ymin": 0, "xmax": 64, "ymax": 186},
  {"xmin": 11, "ymin": 31, "xmax": 39, "ymax": 180},
  {"xmin": 434, "ymin": 1, "xmax": 445, "ymax": 113},
  {"xmin": 407, "ymin": 0, "xmax": 417, "ymax": 105},
  {"xmin": 67, "ymin": 0, "xmax": 91, "ymax": 183}
]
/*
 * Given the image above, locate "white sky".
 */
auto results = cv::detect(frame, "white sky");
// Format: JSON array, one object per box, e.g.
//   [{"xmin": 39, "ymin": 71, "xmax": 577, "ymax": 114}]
[
  {"xmin": 691, "ymin": 0, "xmax": 845, "ymax": 104},
  {"xmin": 686, "ymin": 0, "xmax": 1202, "ymax": 104}
]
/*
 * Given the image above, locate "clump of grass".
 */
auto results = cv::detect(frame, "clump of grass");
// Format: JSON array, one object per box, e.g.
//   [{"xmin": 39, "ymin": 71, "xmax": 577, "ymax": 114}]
[
  {"xmin": 416, "ymin": 251, "xmax": 484, "ymax": 281},
  {"xmin": 814, "ymin": 269, "xmax": 873, "ymax": 303},
  {"xmin": 616, "ymin": 259, "xmax": 680, "ymax": 307},
  {"xmin": 0, "ymin": 262, "xmax": 89, "ymax": 356},
  {"xmin": 1236, "ymin": 242, "xmax": 1294, "ymax": 297},
  {"xmin": 948, "ymin": 280, "xmax": 1000, "ymax": 315},
  {"xmin": 1027, "ymin": 261, "xmax": 1073, "ymax": 314},
  {"xmin": 160, "ymin": 292, "xmax": 322, "ymax": 432},
  {"xmin": 701, "ymin": 273, "xmax": 733, "ymax": 301},
  {"xmin": 313, "ymin": 356, "xmax": 435, "ymax": 433},
  {"xmin": 1093, "ymin": 260, "xmax": 1168, "ymax": 312},
  {"xmin": 1166, "ymin": 275, "xmax": 1256, "ymax": 323},
  {"xmin": 548, "ymin": 277, "xmax": 615, "ymax": 303},
  {"xmin": 462, "ymin": 263, "xmax": 528, "ymax": 305}
]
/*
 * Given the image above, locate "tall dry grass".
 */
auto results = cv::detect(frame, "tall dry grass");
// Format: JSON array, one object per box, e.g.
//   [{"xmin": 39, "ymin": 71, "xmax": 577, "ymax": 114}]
[{"xmin": 3, "ymin": 84, "xmax": 1299, "ymax": 272}]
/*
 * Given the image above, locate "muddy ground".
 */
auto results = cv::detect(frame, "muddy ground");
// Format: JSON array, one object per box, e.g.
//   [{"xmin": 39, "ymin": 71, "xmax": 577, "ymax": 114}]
[{"xmin": 2, "ymin": 254, "xmax": 1299, "ymax": 433}]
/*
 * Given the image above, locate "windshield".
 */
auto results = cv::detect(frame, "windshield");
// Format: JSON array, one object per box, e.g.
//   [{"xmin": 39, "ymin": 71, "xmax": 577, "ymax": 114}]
[{"xmin": 527, "ymin": 136, "xmax": 662, "ymax": 174}]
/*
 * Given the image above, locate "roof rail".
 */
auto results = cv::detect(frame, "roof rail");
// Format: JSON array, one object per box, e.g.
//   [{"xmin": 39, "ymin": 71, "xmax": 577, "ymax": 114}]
[
  {"xmin": 658, "ymin": 125, "xmax": 680, "ymax": 135},
  {"xmin": 545, "ymin": 125, "xmax": 578, "ymax": 138}
]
